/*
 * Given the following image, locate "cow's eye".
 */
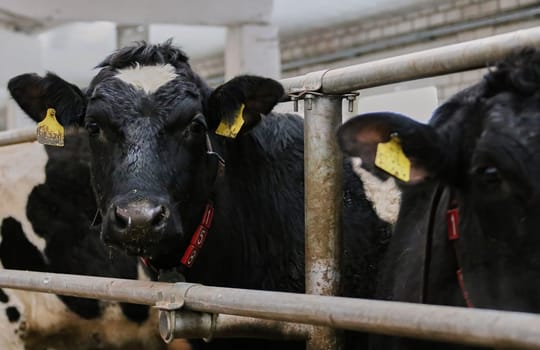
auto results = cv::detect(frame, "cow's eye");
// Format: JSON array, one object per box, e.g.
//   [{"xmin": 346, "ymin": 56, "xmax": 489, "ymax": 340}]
[
  {"xmin": 475, "ymin": 165, "xmax": 501, "ymax": 185},
  {"xmin": 190, "ymin": 120, "xmax": 206, "ymax": 134},
  {"xmin": 85, "ymin": 121, "xmax": 101, "ymax": 136},
  {"xmin": 189, "ymin": 114, "xmax": 207, "ymax": 134}
]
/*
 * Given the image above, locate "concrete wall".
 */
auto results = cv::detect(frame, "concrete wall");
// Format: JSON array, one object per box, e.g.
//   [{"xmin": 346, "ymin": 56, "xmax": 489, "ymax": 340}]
[
  {"xmin": 0, "ymin": 28, "xmax": 42, "ymax": 129},
  {"xmin": 0, "ymin": 22, "xmax": 117, "ymax": 130},
  {"xmin": 192, "ymin": 0, "xmax": 540, "ymax": 118}
]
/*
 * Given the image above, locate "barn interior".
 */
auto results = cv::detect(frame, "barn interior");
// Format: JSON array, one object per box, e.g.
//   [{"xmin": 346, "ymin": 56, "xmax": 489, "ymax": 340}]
[
  {"xmin": 0, "ymin": 1, "xmax": 540, "ymax": 350},
  {"xmin": 1, "ymin": 0, "xmax": 539, "ymax": 129}
]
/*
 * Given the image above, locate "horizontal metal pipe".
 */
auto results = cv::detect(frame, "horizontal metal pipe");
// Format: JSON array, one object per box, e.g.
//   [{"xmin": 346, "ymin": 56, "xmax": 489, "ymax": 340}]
[
  {"xmin": 2, "ymin": 28, "xmax": 540, "ymax": 148},
  {"xmin": 0, "ymin": 127, "xmax": 36, "ymax": 146},
  {"xmin": 281, "ymin": 27, "xmax": 540, "ymax": 94},
  {"xmin": 159, "ymin": 310, "xmax": 310, "ymax": 341},
  {"xmin": 0, "ymin": 269, "xmax": 173, "ymax": 304},
  {"xmin": 1, "ymin": 270, "xmax": 540, "ymax": 348}
]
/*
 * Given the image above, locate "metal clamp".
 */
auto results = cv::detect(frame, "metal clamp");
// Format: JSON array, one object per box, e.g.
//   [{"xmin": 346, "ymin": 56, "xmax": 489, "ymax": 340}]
[
  {"xmin": 290, "ymin": 91, "xmax": 324, "ymax": 111},
  {"xmin": 155, "ymin": 282, "xmax": 201, "ymax": 343},
  {"xmin": 156, "ymin": 291, "xmax": 185, "ymax": 344},
  {"xmin": 343, "ymin": 92, "xmax": 360, "ymax": 112},
  {"xmin": 289, "ymin": 91, "xmax": 359, "ymax": 112},
  {"xmin": 159, "ymin": 309, "xmax": 178, "ymax": 343},
  {"xmin": 203, "ymin": 313, "xmax": 218, "ymax": 343}
]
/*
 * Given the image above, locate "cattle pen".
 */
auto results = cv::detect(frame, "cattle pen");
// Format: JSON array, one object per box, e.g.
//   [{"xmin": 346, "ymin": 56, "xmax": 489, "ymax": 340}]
[{"xmin": 1, "ymin": 26, "xmax": 540, "ymax": 349}]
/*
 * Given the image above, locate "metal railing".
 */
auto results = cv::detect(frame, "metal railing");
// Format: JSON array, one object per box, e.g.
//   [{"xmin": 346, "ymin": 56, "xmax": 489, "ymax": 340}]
[
  {"xmin": 1, "ymin": 269, "xmax": 540, "ymax": 349},
  {"xmin": 1, "ymin": 26, "xmax": 540, "ymax": 350}
]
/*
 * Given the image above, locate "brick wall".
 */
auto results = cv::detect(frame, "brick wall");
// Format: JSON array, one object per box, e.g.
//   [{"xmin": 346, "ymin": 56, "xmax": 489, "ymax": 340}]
[{"xmin": 192, "ymin": 0, "xmax": 540, "ymax": 103}]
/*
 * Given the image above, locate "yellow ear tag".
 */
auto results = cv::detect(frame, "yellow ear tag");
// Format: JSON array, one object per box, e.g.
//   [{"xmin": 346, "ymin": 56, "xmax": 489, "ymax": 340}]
[
  {"xmin": 36, "ymin": 108, "xmax": 64, "ymax": 147},
  {"xmin": 374, "ymin": 134, "xmax": 410, "ymax": 182},
  {"xmin": 215, "ymin": 104, "xmax": 245, "ymax": 138}
]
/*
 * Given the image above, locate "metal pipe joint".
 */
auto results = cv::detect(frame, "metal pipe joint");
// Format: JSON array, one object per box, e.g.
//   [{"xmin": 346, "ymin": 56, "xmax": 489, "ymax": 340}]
[{"xmin": 158, "ymin": 310, "xmax": 311, "ymax": 343}]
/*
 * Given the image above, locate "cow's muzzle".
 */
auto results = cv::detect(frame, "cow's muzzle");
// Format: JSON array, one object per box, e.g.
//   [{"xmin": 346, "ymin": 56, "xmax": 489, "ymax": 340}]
[{"xmin": 102, "ymin": 195, "xmax": 171, "ymax": 254}]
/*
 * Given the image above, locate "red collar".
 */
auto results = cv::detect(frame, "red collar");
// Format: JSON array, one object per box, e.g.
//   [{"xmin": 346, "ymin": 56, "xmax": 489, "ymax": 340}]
[
  {"xmin": 446, "ymin": 197, "xmax": 474, "ymax": 308},
  {"xmin": 180, "ymin": 201, "xmax": 215, "ymax": 267},
  {"xmin": 140, "ymin": 201, "xmax": 215, "ymax": 273},
  {"xmin": 140, "ymin": 128, "xmax": 224, "ymax": 274}
]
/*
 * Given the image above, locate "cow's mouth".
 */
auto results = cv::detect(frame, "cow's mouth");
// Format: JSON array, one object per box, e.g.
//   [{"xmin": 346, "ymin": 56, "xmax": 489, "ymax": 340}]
[{"xmin": 104, "ymin": 230, "xmax": 184, "ymax": 260}]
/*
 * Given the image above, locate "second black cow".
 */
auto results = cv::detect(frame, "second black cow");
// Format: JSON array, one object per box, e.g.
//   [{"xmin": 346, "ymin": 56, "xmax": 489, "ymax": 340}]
[
  {"xmin": 338, "ymin": 48, "xmax": 540, "ymax": 349},
  {"xmin": 9, "ymin": 41, "xmax": 391, "ymax": 349}
]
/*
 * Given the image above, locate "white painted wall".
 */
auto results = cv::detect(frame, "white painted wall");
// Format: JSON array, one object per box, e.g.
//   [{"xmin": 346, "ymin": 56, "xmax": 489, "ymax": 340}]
[
  {"xmin": 356, "ymin": 86, "xmax": 439, "ymax": 123},
  {"xmin": 39, "ymin": 22, "xmax": 116, "ymax": 86},
  {"xmin": 0, "ymin": 28, "xmax": 42, "ymax": 129},
  {"xmin": 225, "ymin": 24, "xmax": 281, "ymax": 79}
]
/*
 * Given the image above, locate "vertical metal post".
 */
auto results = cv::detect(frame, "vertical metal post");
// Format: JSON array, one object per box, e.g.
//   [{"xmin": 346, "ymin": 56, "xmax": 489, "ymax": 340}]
[{"xmin": 304, "ymin": 93, "xmax": 343, "ymax": 350}]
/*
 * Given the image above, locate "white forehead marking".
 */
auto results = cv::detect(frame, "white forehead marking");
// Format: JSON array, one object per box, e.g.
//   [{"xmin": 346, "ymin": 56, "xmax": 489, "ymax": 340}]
[{"xmin": 115, "ymin": 63, "xmax": 177, "ymax": 94}]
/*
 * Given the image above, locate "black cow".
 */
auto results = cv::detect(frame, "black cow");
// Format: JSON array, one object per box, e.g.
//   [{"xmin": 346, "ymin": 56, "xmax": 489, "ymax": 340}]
[
  {"xmin": 0, "ymin": 131, "xmax": 179, "ymax": 349},
  {"xmin": 338, "ymin": 47, "xmax": 540, "ymax": 349},
  {"xmin": 8, "ymin": 41, "xmax": 391, "ymax": 349}
]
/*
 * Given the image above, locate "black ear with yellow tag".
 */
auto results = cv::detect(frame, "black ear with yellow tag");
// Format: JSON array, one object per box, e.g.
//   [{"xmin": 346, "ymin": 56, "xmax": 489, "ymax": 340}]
[
  {"xmin": 8, "ymin": 72, "xmax": 86, "ymax": 127},
  {"xmin": 206, "ymin": 75, "xmax": 285, "ymax": 138},
  {"xmin": 337, "ymin": 112, "xmax": 443, "ymax": 184}
]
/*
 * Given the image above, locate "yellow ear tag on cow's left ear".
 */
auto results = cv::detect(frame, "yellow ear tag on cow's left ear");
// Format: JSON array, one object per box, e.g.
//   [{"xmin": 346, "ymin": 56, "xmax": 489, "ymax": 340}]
[
  {"xmin": 36, "ymin": 108, "xmax": 64, "ymax": 147},
  {"xmin": 374, "ymin": 134, "xmax": 410, "ymax": 182},
  {"xmin": 215, "ymin": 104, "xmax": 245, "ymax": 138}
]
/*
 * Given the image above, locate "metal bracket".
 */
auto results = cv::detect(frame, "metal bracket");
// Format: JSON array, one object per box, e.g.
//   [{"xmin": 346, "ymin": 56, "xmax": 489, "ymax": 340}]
[
  {"xmin": 156, "ymin": 292, "xmax": 184, "ymax": 344},
  {"xmin": 288, "ymin": 69, "xmax": 329, "ymax": 94},
  {"xmin": 159, "ymin": 309, "xmax": 178, "ymax": 343},
  {"xmin": 155, "ymin": 282, "xmax": 202, "ymax": 343},
  {"xmin": 203, "ymin": 313, "xmax": 218, "ymax": 343},
  {"xmin": 343, "ymin": 92, "xmax": 360, "ymax": 112},
  {"xmin": 289, "ymin": 91, "xmax": 359, "ymax": 112},
  {"xmin": 155, "ymin": 289, "xmax": 185, "ymax": 310},
  {"xmin": 290, "ymin": 91, "xmax": 324, "ymax": 111}
]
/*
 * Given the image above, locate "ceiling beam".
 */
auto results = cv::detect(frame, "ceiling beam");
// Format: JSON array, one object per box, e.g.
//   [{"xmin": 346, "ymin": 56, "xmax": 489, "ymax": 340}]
[{"xmin": 0, "ymin": 0, "xmax": 273, "ymax": 27}]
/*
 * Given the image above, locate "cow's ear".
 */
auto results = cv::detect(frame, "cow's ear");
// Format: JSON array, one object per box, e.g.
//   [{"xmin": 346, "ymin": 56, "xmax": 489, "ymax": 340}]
[
  {"xmin": 8, "ymin": 73, "xmax": 86, "ymax": 126},
  {"xmin": 337, "ymin": 112, "xmax": 444, "ymax": 184},
  {"xmin": 206, "ymin": 75, "xmax": 284, "ymax": 137}
]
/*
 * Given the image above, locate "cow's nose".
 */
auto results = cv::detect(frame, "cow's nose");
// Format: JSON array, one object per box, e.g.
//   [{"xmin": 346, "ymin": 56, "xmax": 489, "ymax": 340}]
[
  {"xmin": 107, "ymin": 199, "xmax": 170, "ymax": 243},
  {"xmin": 114, "ymin": 202, "xmax": 168, "ymax": 230}
]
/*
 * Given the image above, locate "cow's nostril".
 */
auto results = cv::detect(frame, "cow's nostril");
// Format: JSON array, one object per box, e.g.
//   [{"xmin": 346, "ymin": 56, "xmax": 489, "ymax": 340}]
[
  {"xmin": 114, "ymin": 206, "xmax": 130, "ymax": 230},
  {"xmin": 151, "ymin": 206, "xmax": 169, "ymax": 228}
]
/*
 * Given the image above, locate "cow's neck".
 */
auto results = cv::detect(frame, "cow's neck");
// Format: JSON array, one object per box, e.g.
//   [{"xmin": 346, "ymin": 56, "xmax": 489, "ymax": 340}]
[
  {"xmin": 455, "ymin": 198, "xmax": 540, "ymax": 312},
  {"xmin": 185, "ymin": 133, "xmax": 305, "ymax": 291},
  {"xmin": 424, "ymin": 188, "xmax": 540, "ymax": 312}
]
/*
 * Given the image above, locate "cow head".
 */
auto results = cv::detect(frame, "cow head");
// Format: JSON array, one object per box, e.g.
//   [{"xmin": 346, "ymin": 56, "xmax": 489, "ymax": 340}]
[
  {"xmin": 8, "ymin": 41, "xmax": 284, "ymax": 269},
  {"xmin": 337, "ymin": 48, "xmax": 540, "ymax": 311}
]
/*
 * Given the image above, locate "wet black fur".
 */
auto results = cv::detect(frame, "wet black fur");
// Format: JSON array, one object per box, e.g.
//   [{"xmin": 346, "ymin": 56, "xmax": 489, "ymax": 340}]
[
  {"xmin": 9, "ymin": 41, "xmax": 391, "ymax": 350},
  {"xmin": 339, "ymin": 48, "xmax": 540, "ymax": 350}
]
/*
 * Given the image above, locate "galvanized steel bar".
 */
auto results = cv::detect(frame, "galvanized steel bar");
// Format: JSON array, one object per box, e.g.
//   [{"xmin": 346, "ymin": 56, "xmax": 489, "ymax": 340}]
[
  {"xmin": 2, "ymin": 270, "xmax": 540, "ymax": 348},
  {"xmin": 1, "ymin": 28, "xmax": 539, "ymax": 148},
  {"xmin": 0, "ymin": 127, "xmax": 36, "ymax": 146},
  {"xmin": 303, "ymin": 93, "xmax": 344, "ymax": 350},
  {"xmin": 280, "ymin": 27, "xmax": 540, "ymax": 94},
  {"xmin": 0, "ymin": 269, "xmax": 175, "ymax": 304},
  {"xmin": 159, "ymin": 310, "xmax": 310, "ymax": 341}
]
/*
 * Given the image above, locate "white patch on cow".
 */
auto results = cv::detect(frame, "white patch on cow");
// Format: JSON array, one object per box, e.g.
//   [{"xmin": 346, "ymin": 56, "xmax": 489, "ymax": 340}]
[
  {"xmin": 137, "ymin": 261, "xmax": 151, "ymax": 281},
  {"xmin": 350, "ymin": 157, "xmax": 401, "ymax": 225},
  {"xmin": 0, "ymin": 142, "xmax": 47, "ymax": 253},
  {"xmin": 0, "ymin": 142, "xmax": 177, "ymax": 349},
  {"xmin": 1, "ymin": 288, "xmax": 164, "ymax": 349},
  {"xmin": 115, "ymin": 63, "xmax": 177, "ymax": 94},
  {"xmin": 0, "ymin": 290, "xmax": 25, "ymax": 350}
]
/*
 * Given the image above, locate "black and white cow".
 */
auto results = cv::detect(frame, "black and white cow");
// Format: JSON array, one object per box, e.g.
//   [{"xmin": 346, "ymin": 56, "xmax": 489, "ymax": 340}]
[
  {"xmin": 338, "ymin": 47, "xmax": 540, "ymax": 349},
  {"xmin": 8, "ymin": 41, "xmax": 391, "ymax": 349},
  {"xmin": 0, "ymin": 132, "xmax": 185, "ymax": 349}
]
